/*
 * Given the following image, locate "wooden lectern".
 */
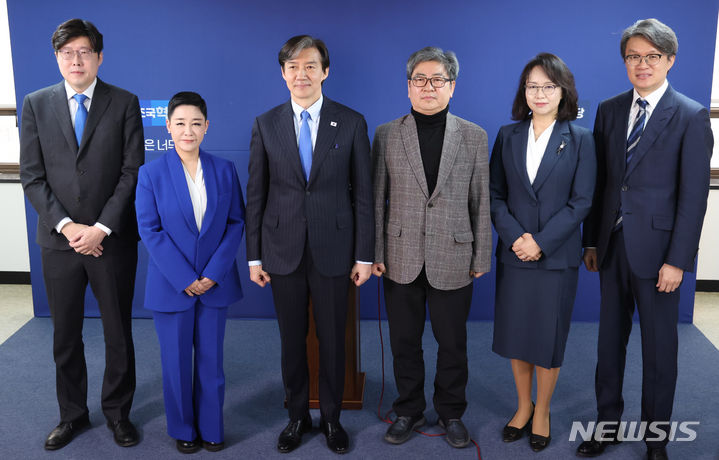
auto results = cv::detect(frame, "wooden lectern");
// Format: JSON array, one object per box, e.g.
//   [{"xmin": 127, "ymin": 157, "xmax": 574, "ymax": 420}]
[{"xmin": 306, "ymin": 285, "xmax": 365, "ymax": 409}]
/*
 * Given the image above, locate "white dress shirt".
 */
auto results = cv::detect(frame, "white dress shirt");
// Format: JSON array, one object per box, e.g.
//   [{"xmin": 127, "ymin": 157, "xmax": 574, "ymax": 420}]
[
  {"xmin": 526, "ymin": 120, "xmax": 556, "ymax": 184},
  {"xmin": 291, "ymin": 95, "xmax": 322, "ymax": 148},
  {"xmin": 55, "ymin": 78, "xmax": 111, "ymax": 236},
  {"xmin": 626, "ymin": 78, "xmax": 668, "ymax": 138},
  {"xmin": 182, "ymin": 157, "xmax": 207, "ymax": 232}
]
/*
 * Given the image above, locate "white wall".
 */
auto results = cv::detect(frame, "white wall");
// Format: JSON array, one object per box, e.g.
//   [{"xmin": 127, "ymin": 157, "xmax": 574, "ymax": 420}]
[
  {"xmin": 0, "ymin": 182, "xmax": 29, "ymax": 272},
  {"xmin": 698, "ymin": 189, "xmax": 719, "ymax": 280}
]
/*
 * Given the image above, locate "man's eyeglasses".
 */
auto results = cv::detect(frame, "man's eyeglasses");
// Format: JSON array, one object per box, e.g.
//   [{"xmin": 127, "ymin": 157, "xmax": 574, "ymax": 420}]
[
  {"xmin": 410, "ymin": 76, "xmax": 452, "ymax": 88},
  {"xmin": 57, "ymin": 48, "xmax": 96, "ymax": 60},
  {"xmin": 624, "ymin": 54, "xmax": 664, "ymax": 67}
]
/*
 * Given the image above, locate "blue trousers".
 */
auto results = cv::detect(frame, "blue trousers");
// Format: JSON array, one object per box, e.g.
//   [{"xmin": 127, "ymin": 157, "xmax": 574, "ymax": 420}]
[{"xmin": 153, "ymin": 302, "xmax": 227, "ymax": 443}]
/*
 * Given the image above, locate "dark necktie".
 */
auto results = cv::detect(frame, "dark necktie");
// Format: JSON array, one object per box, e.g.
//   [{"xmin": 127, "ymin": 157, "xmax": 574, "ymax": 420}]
[
  {"xmin": 299, "ymin": 110, "xmax": 312, "ymax": 181},
  {"xmin": 73, "ymin": 93, "xmax": 88, "ymax": 145},
  {"xmin": 626, "ymin": 98, "xmax": 648, "ymax": 165},
  {"xmin": 615, "ymin": 98, "xmax": 648, "ymax": 230}
]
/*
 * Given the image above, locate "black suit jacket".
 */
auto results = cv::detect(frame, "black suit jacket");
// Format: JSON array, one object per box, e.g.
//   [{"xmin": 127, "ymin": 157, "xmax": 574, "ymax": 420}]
[
  {"xmin": 583, "ymin": 85, "xmax": 712, "ymax": 277},
  {"xmin": 20, "ymin": 79, "xmax": 145, "ymax": 250},
  {"xmin": 245, "ymin": 97, "xmax": 374, "ymax": 277}
]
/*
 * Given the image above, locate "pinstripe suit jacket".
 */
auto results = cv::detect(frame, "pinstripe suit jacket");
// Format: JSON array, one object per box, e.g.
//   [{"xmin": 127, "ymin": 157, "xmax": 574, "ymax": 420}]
[
  {"xmin": 373, "ymin": 112, "xmax": 491, "ymax": 290},
  {"xmin": 245, "ymin": 97, "xmax": 374, "ymax": 277}
]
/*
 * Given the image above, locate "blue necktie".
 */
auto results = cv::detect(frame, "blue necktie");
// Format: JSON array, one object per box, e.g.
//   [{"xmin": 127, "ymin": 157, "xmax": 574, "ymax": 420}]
[
  {"xmin": 626, "ymin": 98, "xmax": 648, "ymax": 165},
  {"xmin": 615, "ymin": 98, "xmax": 648, "ymax": 230},
  {"xmin": 299, "ymin": 110, "xmax": 312, "ymax": 181},
  {"xmin": 73, "ymin": 93, "xmax": 88, "ymax": 146}
]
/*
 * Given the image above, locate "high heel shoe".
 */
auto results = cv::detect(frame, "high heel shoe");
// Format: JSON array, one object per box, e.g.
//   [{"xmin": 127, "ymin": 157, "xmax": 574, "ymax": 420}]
[
  {"xmin": 529, "ymin": 412, "xmax": 551, "ymax": 452},
  {"xmin": 502, "ymin": 402, "xmax": 534, "ymax": 442}
]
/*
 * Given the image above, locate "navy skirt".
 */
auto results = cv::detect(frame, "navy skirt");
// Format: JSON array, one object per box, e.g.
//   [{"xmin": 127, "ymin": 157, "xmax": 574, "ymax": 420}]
[{"xmin": 492, "ymin": 263, "xmax": 579, "ymax": 369}]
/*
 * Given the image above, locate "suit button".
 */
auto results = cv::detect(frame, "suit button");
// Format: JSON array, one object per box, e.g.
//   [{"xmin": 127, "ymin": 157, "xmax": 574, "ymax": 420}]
[
  {"xmin": 76, "ymin": 197, "xmax": 81, "ymax": 203},
  {"xmin": 530, "ymin": 201, "xmax": 537, "ymax": 207},
  {"xmin": 78, "ymin": 169, "xmax": 85, "ymax": 176},
  {"xmin": 621, "ymin": 185, "xmax": 628, "ymax": 192},
  {"xmin": 305, "ymin": 191, "xmax": 310, "ymax": 196},
  {"xmin": 427, "ymin": 203, "xmax": 433, "ymax": 208}
]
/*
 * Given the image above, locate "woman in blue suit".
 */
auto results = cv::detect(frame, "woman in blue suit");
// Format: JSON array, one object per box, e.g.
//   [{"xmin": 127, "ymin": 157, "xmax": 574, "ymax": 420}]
[
  {"xmin": 489, "ymin": 54, "xmax": 595, "ymax": 452},
  {"xmin": 135, "ymin": 92, "xmax": 244, "ymax": 453}
]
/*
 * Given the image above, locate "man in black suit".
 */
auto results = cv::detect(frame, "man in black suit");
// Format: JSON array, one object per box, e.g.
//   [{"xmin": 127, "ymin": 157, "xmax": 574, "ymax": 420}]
[
  {"xmin": 579, "ymin": 19, "xmax": 712, "ymax": 460},
  {"xmin": 245, "ymin": 35, "xmax": 374, "ymax": 454},
  {"xmin": 19, "ymin": 19, "xmax": 144, "ymax": 450}
]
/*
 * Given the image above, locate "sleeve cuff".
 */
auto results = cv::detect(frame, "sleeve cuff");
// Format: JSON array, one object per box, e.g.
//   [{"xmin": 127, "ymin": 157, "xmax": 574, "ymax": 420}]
[
  {"xmin": 94, "ymin": 222, "xmax": 112, "ymax": 236},
  {"xmin": 55, "ymin": 217, "xmax": 72, "ymax": 234},
  {"xmin": 248, "ymin": 260, "xmax": 262, "ymax": 266}
]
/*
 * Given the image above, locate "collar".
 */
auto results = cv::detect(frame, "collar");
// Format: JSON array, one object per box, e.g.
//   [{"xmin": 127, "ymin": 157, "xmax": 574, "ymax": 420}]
[
  {"xmin": 64, "ymin": 78, "xmax": 98, "ymax": 101},
  {"xmin": 633, "ymin": 78, "xmax": 668, "ymax": 108},
  {"xmin": 291, "ymin": 94, "xmax": 323, "ymax": 121}
]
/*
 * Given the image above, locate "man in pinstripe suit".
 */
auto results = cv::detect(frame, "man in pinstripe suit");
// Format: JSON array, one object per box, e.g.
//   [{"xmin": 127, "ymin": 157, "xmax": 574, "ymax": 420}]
[{"xmin": 245, "ymin": 35, "xmax": 374, "ymax": 455}]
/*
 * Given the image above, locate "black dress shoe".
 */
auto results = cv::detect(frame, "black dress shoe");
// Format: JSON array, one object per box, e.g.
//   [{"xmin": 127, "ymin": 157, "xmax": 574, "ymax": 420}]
[
  {"xmin": 502, "ymin": 403, "xmax": 534, "ymax": 442},
  {"xmin": 438, "ymin": 418, "xmax": 471, "ymax": 448},
  {"xmin": 384, "ymin": 414, "xmax": 426, "ymax": 444},
  {"xmin": 277, "ymin": 415, "xmax": 312, "ymax": 453},
  {"xmin": 647, "ymin": 446, "xmax": 668, "ymax": 460},
  {"xmin": 203, "ymin": 440, "xmax": 225, "ymax": 452},
  {"xmin": 44, "ymin": 416, "xmax": 90, "ymax": 450},
  {"xmin": 576, "ymin": 436, "xmax": 622, "ymax": 457},
  {"xmin": 529, "ymin": 413, "xmax": 550, "ymax": 452},
  {"xmin": 176, "ymin": 438, "xmax": 201, "ymax": 454},
  {"xmin": 320, "ymin": 419, "xmax": 349, "ymax": 454},
  {"xmin": 107, "ymin": 419, "xmax": 139, "ymax": 447}
]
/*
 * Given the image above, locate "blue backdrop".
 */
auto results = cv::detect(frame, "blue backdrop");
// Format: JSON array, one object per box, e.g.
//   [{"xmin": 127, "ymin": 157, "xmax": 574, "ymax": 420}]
[{"xmin": 9, "ymin": 0, "xmax": 718, "ymax": 322}]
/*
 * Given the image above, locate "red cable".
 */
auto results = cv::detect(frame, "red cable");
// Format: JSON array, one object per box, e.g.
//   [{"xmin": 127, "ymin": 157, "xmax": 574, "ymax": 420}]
[{"xmin": 375, "ymin": 278, "xmax": 482, "ymax": 459}]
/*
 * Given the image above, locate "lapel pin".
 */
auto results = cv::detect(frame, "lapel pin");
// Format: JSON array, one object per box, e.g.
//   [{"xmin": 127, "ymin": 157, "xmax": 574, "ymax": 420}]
[
  {"xmin": 334, "ymin": 144, "xmax": 339, "ymax": 149},
  {"xmin": 557, "ymin": 140, "xmax": 567, "ymax": 155},
  {"xmin": 330, "ymin": 121, "xmax": 337, "ymax": 127}
]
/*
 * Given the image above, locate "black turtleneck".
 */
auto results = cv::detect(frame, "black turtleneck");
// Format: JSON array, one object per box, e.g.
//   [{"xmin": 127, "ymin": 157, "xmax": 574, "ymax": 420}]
[{"xmin": 412, "ymin": 105, "xmax": 448, "ymax": 195}]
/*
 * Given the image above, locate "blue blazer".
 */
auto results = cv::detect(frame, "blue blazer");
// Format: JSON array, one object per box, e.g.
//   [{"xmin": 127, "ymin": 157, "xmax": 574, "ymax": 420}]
[
  {"xmin": 490, "ymin": 120, "xmax": 596, "ymax": 270},
  {"xmin": 583, "ymin": 85, "xmax": 713, "ymax": 278},
  {"xmin": 136, "ymin": 149, "xmax": 245, "ymax": 312}
]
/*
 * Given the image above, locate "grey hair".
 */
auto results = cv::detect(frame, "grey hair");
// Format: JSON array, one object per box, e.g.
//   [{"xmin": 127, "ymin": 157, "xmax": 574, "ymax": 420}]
[
  {"xmin": 406, "ymin": 47, "xmax": 459, "ymax": 80},
  {"xmin": 620, "ymin": 18, "xmax": 678, "ymax": 58}
]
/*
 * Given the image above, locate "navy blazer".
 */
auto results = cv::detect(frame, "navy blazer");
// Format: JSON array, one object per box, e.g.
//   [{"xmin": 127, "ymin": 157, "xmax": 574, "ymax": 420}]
[
  {"xmin": 583, "ymin": 85, "xmax": 713, "ymax": 278},
  {"xmin": 490, "ymin": 120, "xmax": 596, "ymax": 270},
  {"xmin": 245, "ymin": 97, "xmax": 374, "ymax": 277},
  {"xmin": 136, "ymin": 150, "xmax": 245, "ymax": 312}
]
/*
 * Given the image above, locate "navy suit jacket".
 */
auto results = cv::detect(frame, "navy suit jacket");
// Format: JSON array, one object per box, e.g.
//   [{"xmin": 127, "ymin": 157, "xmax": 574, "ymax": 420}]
[
  {"xmin": 583, "ymin": 85, "xmax": 713, "ymax": 278},
  {"xmin": 245, "ymin": 97, "xmax": 374, "ymax": 277},
  {"xmin": 490, "ymin": 120, "xmax": 596, "ymax": 270},
  {"xmin": 136, "ymin": 150, "xmax": 245, "ymax": 312}
]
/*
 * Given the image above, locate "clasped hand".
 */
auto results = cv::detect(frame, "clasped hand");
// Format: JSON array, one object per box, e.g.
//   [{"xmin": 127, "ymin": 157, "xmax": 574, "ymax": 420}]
[
  {"xmin": 184, "ymin": 277, "xmax": 216, "ymax": 297},
  {"xmin": 62, "ymin": 223, "xmax": 105, "ymax": 257},
  {"xmin": 513, "ymin": 233, "xmax": 542, "ymax": 262}
]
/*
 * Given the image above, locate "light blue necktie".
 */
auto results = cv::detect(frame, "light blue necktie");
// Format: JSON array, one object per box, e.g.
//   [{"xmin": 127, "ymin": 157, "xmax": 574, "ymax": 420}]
[
  {"xmin": 73, "ymin": 93, "xmax": 88, "ymax": 145},
  {"xmin": 299, "ymin": 110, "xmax": 312, "ymax": 181}
]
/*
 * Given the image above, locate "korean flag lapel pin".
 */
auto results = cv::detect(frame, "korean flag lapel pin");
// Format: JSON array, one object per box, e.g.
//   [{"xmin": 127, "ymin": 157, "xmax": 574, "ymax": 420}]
[{"xmin": 330, "ymin": 121, "xmax": 337, "ymax": 127}]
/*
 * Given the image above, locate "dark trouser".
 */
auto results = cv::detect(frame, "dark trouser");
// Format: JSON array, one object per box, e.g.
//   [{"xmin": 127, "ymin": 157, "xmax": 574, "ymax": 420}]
[
  {"xmin": 596, "ymin": 229, "xmax": 679, "ymax": 448},
  {"xmin": 41, "ymin": 237, "xmax": 137, "ymax": 423},
  {"xmin": 383, "ymin": 268, "xmax": 473, "ymax": 421},
  {"xmin": 269, "ymin": 246, "xmax": 350, "ymax": 423}
]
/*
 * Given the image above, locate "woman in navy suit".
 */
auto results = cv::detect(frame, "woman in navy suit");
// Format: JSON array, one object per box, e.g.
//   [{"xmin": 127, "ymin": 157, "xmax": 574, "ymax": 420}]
[
  {"xmin": 489, "ymin": 54, "xmax": 595, "ymax": 452},
  {"xmin": 135, "ymin": 92, "xmax": 244, "ymax": 453}
]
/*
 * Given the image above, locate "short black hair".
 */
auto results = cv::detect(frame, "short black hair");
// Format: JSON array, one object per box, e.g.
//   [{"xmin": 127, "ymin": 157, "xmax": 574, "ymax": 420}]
[
  {"xmin": 51, "ymin": 18, "xmax": 103, "ymax": 53},
  {"xmin": 278, "ymin": 35, "xmax": 330, "ymax": 71},
  {"xmin": 511, "ymin": 53, "xmax": 579, "ymax": 122},
  {"xmin": 168, "ymin": 91, "xmax": 207, "ymax": 120}
]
